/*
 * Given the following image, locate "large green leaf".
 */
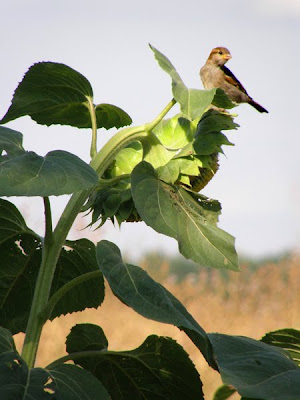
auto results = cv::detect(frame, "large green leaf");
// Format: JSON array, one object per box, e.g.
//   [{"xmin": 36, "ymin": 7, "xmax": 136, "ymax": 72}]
[
  {"xmin": 150, "ymin": 45, "xmax": 235, "ymax": 120},
  {"xmin": 46, "ymin": 364, "xmax": 110, "ymax": 400},
  {"xmin": 96, "ymin": 240, "xmax": 216, "ymax": 368},
  {"xmin": 261, "ymin": 329, "xmax": 300, "ymax": 365},
  {"xmin": 209, "ymin": 333, "xmax": 300, "ymax": 400},
  {"xmin": 0, "ymin": 148, "xmax": 98, "ymax": 197},
  {"xmin": 0, "ymin": 62, "xmax": 132, "ymax": 129},
  {"xmin": 49, "ymin": 239, "xmax": 105, "ymax": 320},
  {"xmin": 66, "ymin": 324, "xmax": 204, "ymax": 400},
  {"xmin": 0, "ymin": 329, "xmax": 109, "ymax": 399},
  {"xmin": 131, "ymin": 162, "xmax": 238, "ymax": 270},
  {"xmin": 0, "ymin": 233, "xmax": 42, "ymax": 335},
  {"xmin": 0, "ymin": 202, "xmax": 104, "ymax": 334}
]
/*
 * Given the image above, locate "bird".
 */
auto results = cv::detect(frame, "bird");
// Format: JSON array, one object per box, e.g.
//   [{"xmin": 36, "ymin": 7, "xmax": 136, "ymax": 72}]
[{"xmin": 200, "ymin": 47, "xmax": 268, "ymax": 113}]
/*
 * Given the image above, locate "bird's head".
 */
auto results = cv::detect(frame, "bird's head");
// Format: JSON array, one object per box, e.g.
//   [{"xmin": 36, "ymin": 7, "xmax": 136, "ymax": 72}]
[{"xmin": 207, "ymin": 47, "xmax": 232, "ymax": 66}]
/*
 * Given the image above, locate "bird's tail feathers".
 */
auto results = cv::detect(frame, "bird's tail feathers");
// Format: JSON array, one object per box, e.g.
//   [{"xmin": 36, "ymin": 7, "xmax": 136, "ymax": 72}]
[{"xmin": 249, "ymin": 99, "xmax": 268, "ymax": 113}]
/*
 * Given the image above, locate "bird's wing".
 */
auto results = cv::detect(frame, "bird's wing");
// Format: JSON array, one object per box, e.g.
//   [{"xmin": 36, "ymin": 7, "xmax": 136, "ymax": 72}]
[{"xmin": 221, "ymin": 65, "xmax": 249, "ymax": 96}]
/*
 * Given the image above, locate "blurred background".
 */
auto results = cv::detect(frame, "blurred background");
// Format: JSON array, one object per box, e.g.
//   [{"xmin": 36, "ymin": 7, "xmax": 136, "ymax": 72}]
[{"xmin": 2, "ymin": 0, "xmax": 300, "ymax": 398}]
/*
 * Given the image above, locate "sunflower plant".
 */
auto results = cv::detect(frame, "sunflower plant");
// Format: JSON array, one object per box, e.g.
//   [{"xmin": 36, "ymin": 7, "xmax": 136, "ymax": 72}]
[{"xmin": 0, "ymin": 45, "xmax": 299, "ymax": 400}]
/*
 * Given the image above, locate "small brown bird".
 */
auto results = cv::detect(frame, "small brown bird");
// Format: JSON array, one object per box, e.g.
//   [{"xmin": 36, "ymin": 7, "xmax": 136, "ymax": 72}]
[{"xmin": 200, "ymin": 47, "xmax": 268, "ymax": 113}]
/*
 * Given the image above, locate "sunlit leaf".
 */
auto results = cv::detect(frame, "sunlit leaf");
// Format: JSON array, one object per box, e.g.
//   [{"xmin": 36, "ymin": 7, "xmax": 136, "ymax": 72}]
[
  {"xmin": 0, "ymin": 62, "xmax": 132, "ymax": 129},
  {"xmin": 150, "ymin": 45, "xmax": 235, "ymax": 120},
  {"xmin": 131, "ymin": 162, "xmax": 238, "ymax": 270}
]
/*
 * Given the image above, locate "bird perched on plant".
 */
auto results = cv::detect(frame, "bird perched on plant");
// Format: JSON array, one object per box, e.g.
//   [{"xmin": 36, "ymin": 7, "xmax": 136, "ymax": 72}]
[{"xmin": 200, "ymin": 47, "xmax": 268, "ymax": 113}]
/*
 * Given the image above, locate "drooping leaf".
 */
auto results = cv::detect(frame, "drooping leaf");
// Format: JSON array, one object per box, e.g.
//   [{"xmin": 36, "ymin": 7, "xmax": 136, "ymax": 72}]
[
  {"xmin": 209, "ymin": 333, "xmax": 300, "ymax": 400},
  {"xmin": 261, "ymin": 329, "xmax": 300, "ymax": 365},
  {"xmin": 95, "ymin": 103, "xmax": 132, "ymax": 130},
  {"xmin": 131, "ymin": 162, "xmax": 238, "ymax": 270},
  {"xmin": 193, "ymin": 132, "xmax": 233, "ymax": 155},
  {"xmin": 150, "ymin": 44, "xmax": 235, "ymax": 120},
  {"xmin": 96, "ymin": 240, "xmax": 216, "ymax": 368},
  {"xmin": 196, "ymin": 109, "xmax": 239, "ymax": 136},
  {"xmin": 0, "ymin": 62, "xmax": 132, "ymax": 130},
  {"xmin": 0, "ymin": 149, "xmax": 98, "ymax": 197},
  {"xmin": 66, "ymin": 327, "xmax": 204, "ymax": 400},
  {"xmin": 49, "ymin": 239, "xmax": 105, "ymax": 320}
]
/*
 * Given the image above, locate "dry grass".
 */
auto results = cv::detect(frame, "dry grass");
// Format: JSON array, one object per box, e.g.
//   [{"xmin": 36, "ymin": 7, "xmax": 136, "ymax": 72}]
[{"xmin": 14, "ymin": 254, "xmax": 300, "ymax": 399}]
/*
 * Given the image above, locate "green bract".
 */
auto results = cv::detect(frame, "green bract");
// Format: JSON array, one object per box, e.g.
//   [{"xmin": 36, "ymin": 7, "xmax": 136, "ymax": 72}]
[{"xmin": 86, "ymin": 109, "xmax": 237, "ymax": 226}]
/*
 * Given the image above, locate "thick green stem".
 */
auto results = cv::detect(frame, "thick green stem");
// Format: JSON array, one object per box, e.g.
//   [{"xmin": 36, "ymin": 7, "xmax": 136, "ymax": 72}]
[
  {"xmin": 87, "ymin": 96, "xmax": 98, "ymax": 159},
  {"xmin": 43, "ymin": 197, "xmax": 53, "ymax": 245},
  {"xmin": 21, "ymin": 98, "xmax": 176, "ymax": 368}
]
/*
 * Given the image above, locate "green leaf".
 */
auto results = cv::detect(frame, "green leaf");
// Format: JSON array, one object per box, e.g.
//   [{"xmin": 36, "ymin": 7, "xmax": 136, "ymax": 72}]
[
  {"xmin": 0, "ymin": 207, "xmax": 104, "ymax": 333},
  {"xmin": 0, "ymin": 199, "xmax": 33, "ymax": 243},
  {"xmin": 49, "ymin": 239, "xmax": 105, "ymax": 320},
  {"xmin": 131, "ymin": 162, "xmax": 238, "ymax": 270},
  {"xmin": 196, "ymin": 109, "xmax": 239, "ymax": 135},
  {"xmin": 46, "ymin": 363, "xmax": 110, "ymax": 399},
  {"xmin": 0, "ymin": 62, "xmax": 92, "ymax": 125},
  {"xmin": 193, "ymin": 132, "xmax": 233, "ymax": 155},
  {"xmin": 67, "ymin": 324, "xmax": 108, "ymax": 353},
  {"xmin": 0, "ymin": 62, "xmax": 132, "ymax": 129},
  {"xmin": 0, "ymin": 339, "xmax": 109, "ymax": 399},
  {"xmin": 150, "ymin": 45, "xmax": 235, "ymax": 120},
  {"xmin": 261, "ymin": 329, "xmax": 300, "ymax": 365},
  {"xmin": 67, "ymin": 329, "xmax": 204, "ymax": 400},
  {"xmin": 110, "ymin": 141, "xmax": 143, "ymax": 175},
  {"xmin": 0, "ymin": 352, "xmax": 30, "ymax": 399},
  {"xmin": 153, "ymin": 114, "xmax": 196, "ymax": 150},
  {"xmin": 209, "ymin": 333, "xmax": 300, "ymax": 400},
  {"xmin": 0, "ymin": 126, "xmax": 25, "ymax": 156},
  {"xmin": 96, "ymin": 240, "xmax": 216, "ymax": 368},
  {"xmin": 141, "ymin": 131, "xmax": 173, "ymax": 169},
  {"xmin": 213, "ymin": 384, "xmax": 236, "ymax": 400},
  {"xmin": 0, "ymin": 326, "xmax": 16, "ymax": 354},
  {"xmin": 0, "ymin": 232, "xmax": 42, "ymax": 334},
  {"xmin": 0, "ymin": 149, "xmax": 98, "ymax": 197},
  {"xmin": 95, "ymin": 103, "xmax": 132, "ymax": 130}
]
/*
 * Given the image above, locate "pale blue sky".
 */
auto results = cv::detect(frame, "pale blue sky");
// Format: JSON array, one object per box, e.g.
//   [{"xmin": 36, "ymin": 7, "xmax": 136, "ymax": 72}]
[{"xmin": 1, "ymin": 0, "xmax": 300, "ymax": 259}]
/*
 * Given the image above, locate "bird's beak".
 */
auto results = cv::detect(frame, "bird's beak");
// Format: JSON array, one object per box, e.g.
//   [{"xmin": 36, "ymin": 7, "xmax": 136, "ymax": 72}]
[{"xmin": 223, "ymin": 54, "xmax": 232, "ymax": 60}]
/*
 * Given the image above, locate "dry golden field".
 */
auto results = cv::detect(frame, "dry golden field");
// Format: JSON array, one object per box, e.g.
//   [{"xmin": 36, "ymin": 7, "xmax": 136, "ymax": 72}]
[{"xmin": 14, "ymin": 252, "xmax": 300, "ymax": 399}]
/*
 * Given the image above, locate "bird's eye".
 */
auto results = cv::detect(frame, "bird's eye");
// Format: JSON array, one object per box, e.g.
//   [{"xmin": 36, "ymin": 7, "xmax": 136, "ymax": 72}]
[{"xmin": 218, "ymin": 50, "xmax": 223, "ymax": 55}]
